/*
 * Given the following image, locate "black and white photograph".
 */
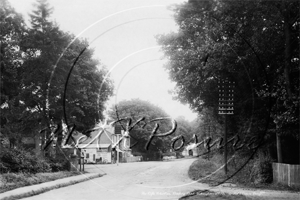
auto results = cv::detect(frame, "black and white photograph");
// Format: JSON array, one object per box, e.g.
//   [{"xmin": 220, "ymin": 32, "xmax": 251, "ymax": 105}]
[{"xmin": 0, "ymin": 0, "xmax": 299, "ymax": 199}]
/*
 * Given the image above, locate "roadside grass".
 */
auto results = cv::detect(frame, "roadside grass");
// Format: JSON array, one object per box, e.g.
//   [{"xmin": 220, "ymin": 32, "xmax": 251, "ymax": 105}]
[
  {"xmin": 180, "ymin": 190, "xmax": 266, "ymax": 200},
  {"xmin": 188, "ymin": 155, "xmax": 226, "ymax": 185},
  {"xmin": 0, "ymin": 171, "xmax": 83, "ymax": 193},
  {"xmin": 188, "ymin": 155, "xmax": 300, "ymax": 192}
]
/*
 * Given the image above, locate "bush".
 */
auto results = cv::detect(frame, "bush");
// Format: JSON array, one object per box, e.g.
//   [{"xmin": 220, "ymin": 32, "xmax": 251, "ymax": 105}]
[
  {"xmin": 1, "ymin": 173, "xmax": 28, "ymax": 184},
  {"xmin": 229, "ymin": 151, "xmax": 273, "ymax": 185},
  {"xmin": 0, "ymin": 171, "xmax": 82, "ymax": 193},
  {"xmin": 188, "ymin": 151, "xmax": 274, "ymax": 187},
  {"xmin": 229, "ymin": 154, "xmax": 255, "ymax": 184},
  {"xmin": 176, "ymin": 151, "xmax": 184, "ymax": 158},
  {"xmin": 250, "ymin": 154, "xmax": 273, "ymax": 184},
  {"xmin": 47, "ymin": 157, "xmax": 70, "ymax": 172},
  {"xmin": 188, "ymin": 157, "xmax": 219, "ymax": 181},
  {"xmin": 162, "ymin": 152, "xmax": 176, "ymax": 157},
  {"xmin": 0, "ymin": 147, "xmax": 51, "ymax": 173},
  {"xmin": 0, "ymin": 160, "xmax": 8, "ymax": 173}
]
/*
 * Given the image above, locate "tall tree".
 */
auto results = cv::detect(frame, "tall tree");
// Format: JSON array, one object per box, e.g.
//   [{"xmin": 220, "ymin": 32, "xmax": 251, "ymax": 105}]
[
  {"xmin": 174, "ymin": 116, "xmax": 193, "ymax": 138},
  {"xmin": 1, "ymin": 0, "xmax": 114, "ymax": 154},
  {"xmin": 108, "ymin": 99, "xmax": 174, "ymax": 153},
  {"xmin": 20, "ymin": 0, "xmax": 66, "ymax": 130},
  {"xmin": 21, "ymin": 0, "xmax": 114, "ymax": 130},
  {"xmin": 190, "ymin": 108, "xmax": 222, "ymax": 140},
  {"xmin": 59, "ymin": 37, "xmax": 114, "ymax": 130},
  {"xmin": 0, "ymin": 0, "xmax": 28, "ymax": 147},
  {"xmin": 157, "ymin": 0, "xmax": 299, "ymax": 163}
]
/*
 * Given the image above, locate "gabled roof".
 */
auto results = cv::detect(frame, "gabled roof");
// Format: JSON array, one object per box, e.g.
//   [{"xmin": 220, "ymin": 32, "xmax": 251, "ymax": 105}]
[
  {"xmin": 71, "ymin": 123, "xmax": 115, "ymax": 149},
  {"xmin": 77, "ymin": 144, "xmax": 111, "ymax": 149}
]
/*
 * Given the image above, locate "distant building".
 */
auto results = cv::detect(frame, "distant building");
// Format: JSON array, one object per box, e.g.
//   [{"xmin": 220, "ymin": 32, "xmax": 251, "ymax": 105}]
[
  {"xmin": 75, "ymin": 121, "xmax": 137, "ymax": 164},
  {"xmin": 182, "ymin": 147, "xmax": 199, "ymax": 157},
  {"xmin": 75, "ymin": 121, "xmax": 115, "ymax": 163}
]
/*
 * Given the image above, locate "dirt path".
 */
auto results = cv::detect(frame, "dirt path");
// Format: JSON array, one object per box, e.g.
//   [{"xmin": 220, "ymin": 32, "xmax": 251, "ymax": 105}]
[{"xmin": 22, "ymin": 158, "xmax": 299, "ymax": 200}]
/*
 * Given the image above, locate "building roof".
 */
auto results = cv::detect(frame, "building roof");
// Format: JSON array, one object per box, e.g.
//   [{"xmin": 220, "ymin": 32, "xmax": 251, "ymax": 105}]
[
  {"xmin": 77, "ymin": 144, "xmax": 111, "ymax": 149},
  {"xmin": 71, "ymin": 123, "xmax": 115, "ymax": 149}
]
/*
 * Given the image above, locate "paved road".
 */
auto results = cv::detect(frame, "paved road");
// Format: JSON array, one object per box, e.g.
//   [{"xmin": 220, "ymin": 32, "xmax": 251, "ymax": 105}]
[
  {"xmin": 22, "ymin": 158, "xmax": 299, "ymax": 200},
  {"xmin": 22, "ymin": 158, "xmax": 203, "ymax": 200}
]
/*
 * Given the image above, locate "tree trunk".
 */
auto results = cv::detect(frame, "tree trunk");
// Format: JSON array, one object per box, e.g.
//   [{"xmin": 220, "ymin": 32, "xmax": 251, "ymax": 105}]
[
  {"xmin": 284, "ymin": 12, "xmax": 293, "ymax": 99},
  {"xmin": 276, "ymin": 130, "xmax": 283, "ymax": 163},
  {"xmin": 35, "ymin": 130, "xmax": 42, "ymax": 156},
  {"xmin": 55, "ymin": 120, "xmax": 64, "ymax": 160}
]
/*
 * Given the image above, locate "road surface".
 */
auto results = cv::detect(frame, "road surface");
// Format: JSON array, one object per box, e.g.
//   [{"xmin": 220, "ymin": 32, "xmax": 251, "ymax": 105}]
[
  {"xmin": 22, "ymin": 158, "xmax": 202, "ymax": 200},
  {"xmin": 22, "ymin": 158, "xmax": 299, "ymax": 200}
]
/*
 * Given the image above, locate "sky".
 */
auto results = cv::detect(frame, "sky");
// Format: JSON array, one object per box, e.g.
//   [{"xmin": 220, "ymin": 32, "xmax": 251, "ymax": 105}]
[{"xmin": 8, "ymin": 0, "xmax": 198, "ymax": 121}]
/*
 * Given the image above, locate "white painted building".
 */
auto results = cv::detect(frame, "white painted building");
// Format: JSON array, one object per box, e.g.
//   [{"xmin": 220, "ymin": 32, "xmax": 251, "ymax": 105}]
[
  {"xmin": 80, "ymin": 144, "xmax": 112, "ymax": 163},
  {"xmin": 182, "ymin": 146, "xmax": 199, "ymax": 157},
  {"xmin": 75, "ymin": 121, "xmax": 135, "ymax": 164},
  {"xmin": 76, "ymin": 121, "xmax": 116, "ymax": 164}
]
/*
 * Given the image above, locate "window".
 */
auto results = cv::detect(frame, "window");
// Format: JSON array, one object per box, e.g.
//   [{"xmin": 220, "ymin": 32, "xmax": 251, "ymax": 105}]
[
  {"xmin": 97, "ymin": 148, "xmax": 108, "ymax": 152},
  {"xmin": 86, "ymin": 153, "xmax": 89, "ymax": 158}
]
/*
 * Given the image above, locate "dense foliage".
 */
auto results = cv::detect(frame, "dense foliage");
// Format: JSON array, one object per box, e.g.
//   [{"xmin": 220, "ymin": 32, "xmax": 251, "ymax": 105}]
[
  {"xmin": 157, "ymin": 0, "xmax": 299, "ymax": 165},
  {"xmin": 0, "ymin": 0, "xmax": 114, "ymax": 154},
  {"xmin": 108, "ymin": 99, "xmax": 174, "ymax": 154},
  {"xmin": 0, "ymin": 148, "xmax": 51, "ymax": 173}
]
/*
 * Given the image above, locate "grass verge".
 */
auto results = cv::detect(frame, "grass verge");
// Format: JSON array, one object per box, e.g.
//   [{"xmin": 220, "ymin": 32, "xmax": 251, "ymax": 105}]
[
  {"xmin": 179, "ymin": 190, "xmax": 265, "ymax": 200},
  {"xmin": 188, "ymin": 155, "xmax": 226, "ymax": 185},
  {"xmin": 0, "ymin": 173, "xmax": 103, "ymax": 200},
  {"xmin": 0, "ymin": 171, "xmax": 84, "ymax": 193},
  {"xmin": 188, "ymin": 155, "xmax": 300, "ymax": 192}
]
